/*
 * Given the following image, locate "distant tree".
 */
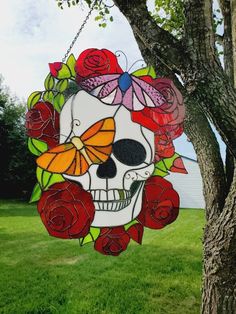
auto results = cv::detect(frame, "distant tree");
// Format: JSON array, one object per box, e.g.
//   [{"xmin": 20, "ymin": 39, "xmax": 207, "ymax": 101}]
[{"xmin": 0, "ymin": 76, "xmax": 35, "ymax": 198}]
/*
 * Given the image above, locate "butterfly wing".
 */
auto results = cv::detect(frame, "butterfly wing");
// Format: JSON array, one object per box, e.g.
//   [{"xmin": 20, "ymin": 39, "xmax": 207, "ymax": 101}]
[
  {"xmin": 80, "ymin": 74, "xmax": 123, "ymax": 105},
  {"xmin": 130, "ymin": 76, "xmax": 167, "ymax": 110},
  {"xmin": 36, "ymin": 143, "xmax": 89, "ymax": 176},
  {"xmin": 36, "ymin": 118, "xmax": 115, "ymax": 177},
  {"xmin": 81, "ymin": 117, "xmax": 115, "ymax": 164},
  {"xmin": 37, "ymin": 143, "xmax": 76, "ymax": 173}
]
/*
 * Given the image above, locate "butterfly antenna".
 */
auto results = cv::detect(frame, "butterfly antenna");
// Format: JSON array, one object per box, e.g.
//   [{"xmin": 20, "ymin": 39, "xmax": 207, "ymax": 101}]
[
  {"xmin": 71, "ymin": 119, "xmax": 79, "ymax": 136},
  {"xmin": 64, "ymin": 130, "xmax": 73, "ymax": 142},
  {"xmin": 113, "ymin": 105, "xmax": 122, "ymax": 118},
  {"xmin": 115, "ymin": 50, "xmax": 128, "ymax": 72},
  {"xmin": 64, "ymin": 119, "xmax": 77, "ymax": 142},
  {"xmin": 128, "ymin": 59, "xmax": 146, "ymax": 73}
]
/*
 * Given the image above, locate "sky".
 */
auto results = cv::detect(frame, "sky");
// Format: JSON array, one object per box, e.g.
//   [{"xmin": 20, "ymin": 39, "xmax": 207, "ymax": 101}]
[{"xmin": 0, "ymin": 0, "xmax": 225, "ymax": 160}]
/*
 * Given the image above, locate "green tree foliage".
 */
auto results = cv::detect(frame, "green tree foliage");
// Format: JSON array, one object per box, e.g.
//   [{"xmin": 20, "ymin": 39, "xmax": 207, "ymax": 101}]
[
  {"xmin": 56, "ymin": 0, "xmax": 114, "ymax": 27},
  {"xmin": 57, "ymin": 0, "xmax": 223, "ymax": 39},
  {"xmin": 0, "ymin": 77, "xmax": 35, "ymax": 198},
  {"xmin": 152, "ymin": 0, "xmax": 184, "ymax": 38},
  {"xmin": 56, "ymin": 0, "xmax": 184, "ymax": 35}
]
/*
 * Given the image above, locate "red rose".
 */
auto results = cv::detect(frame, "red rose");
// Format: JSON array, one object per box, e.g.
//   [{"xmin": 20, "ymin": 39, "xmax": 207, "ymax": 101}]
[
  {"xmin": 49, "ymin": 62, "xmax": 62, "ymax": 77},
  {"xmin": 154, "ymin": 135, "xmax": 175, "ymax": 160},
  {"xmin": 131, "ymin": 78, "xmax": 184, "ymax": 160},
  {"xmin": 154, "ymin": 124, "xmax": 184, "ymax": 161},
  {"xmin": 127, "ymin": 223, "xmax": 144, "ymax": 245},
  {"xmin": 37, "ymin": 182, "xmax": 95, "ymax": 239},
  {"xmin": 25, "ymin": 101, "xmax": 59, "ymax": 149},
  {"xmin": 138, "ymin": 176, "xmax": 179, "ymax": 229},
  {"xmin": 152, "ymin": 78, "xmax": 185, "ymax": 125},
  {"xmin": 75, "ymin": 48, "xmax": 123, "ymax": 80},
  {"xmin": 94, "ymin": 226, "xmax": 130, "ymax": 256}
]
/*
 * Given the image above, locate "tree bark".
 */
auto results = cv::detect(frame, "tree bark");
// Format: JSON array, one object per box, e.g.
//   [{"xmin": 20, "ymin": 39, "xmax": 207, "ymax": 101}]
[
  {"xmin": 221, "ymin": 0, "xmax": 234, "ymax": 82},
  {"xmin": 231, "ymin": 0, "xmax": 236, "ymax": 88},
  {"xmin": 202, "ymin": 165, "xmax": 236, "ymax": 313},
  {"xmin": 184, "ymin": 1, "xmax": 236, "ymax": 312},
  {"xmin": 113, "ymin": 0, "xmax": 188, "ymax": 73},
  {"xmin": 183, "ymin": 0, "xmax": 236, "ymax": 159},
  {"xmin": 221, "ymin": 0, "xmax": 235, "ymax": 194}
]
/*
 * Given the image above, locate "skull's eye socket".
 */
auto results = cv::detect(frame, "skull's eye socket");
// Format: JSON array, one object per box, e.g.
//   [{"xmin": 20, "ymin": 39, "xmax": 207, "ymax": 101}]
[{"xmin": 113, "ymin": 139, "xmax": 146, "ymax": 166}]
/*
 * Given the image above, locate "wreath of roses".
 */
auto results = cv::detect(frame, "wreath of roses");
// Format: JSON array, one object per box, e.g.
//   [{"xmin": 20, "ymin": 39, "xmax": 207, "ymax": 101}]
[{"xmin": 26, "ymin": 48, "xmax": 187, "ymax": 256}]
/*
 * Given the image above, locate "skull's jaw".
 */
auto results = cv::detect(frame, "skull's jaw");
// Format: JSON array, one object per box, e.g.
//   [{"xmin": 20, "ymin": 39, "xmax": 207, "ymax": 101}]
[
  {"xmin": 88, "ymin": 189, "xmax": 132, "ymax": 211},
  {"xmin": 91, "ymin": 181, "xmax": 144, "ymax": 227}
]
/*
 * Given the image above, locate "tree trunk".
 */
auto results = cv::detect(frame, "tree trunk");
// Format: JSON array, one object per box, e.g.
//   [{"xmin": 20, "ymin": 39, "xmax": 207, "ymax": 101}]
[
  {"xmin": 202, "ymin": 164, "xmax": 236, "ymax": 313},
  {"xmin": 231, "ymin": 0, "xmax": 236, "ymax": 88}
]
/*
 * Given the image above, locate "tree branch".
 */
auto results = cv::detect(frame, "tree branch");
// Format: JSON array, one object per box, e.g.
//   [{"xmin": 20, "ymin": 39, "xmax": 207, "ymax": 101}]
[
  {"xmin": 222, "ymin": 0, "xmax": 234, "ymax": 81},
  {"xmin": 184, "ymin": 0, "xmax": 219, "ymax": 66},
  {"xmin": 113, "ymin": 0, "xmax": 188, "ymax": 74},
  {"xmin": 232, "ymin": 0, "xmax": 236, "ymax": 88},
  {"xmin": 183, "ymin": 0, "xmax": 236, "ymax": 158},
  {"xmin": 220, "ymin": 0, "xmax": 236, "ymax": 197}
]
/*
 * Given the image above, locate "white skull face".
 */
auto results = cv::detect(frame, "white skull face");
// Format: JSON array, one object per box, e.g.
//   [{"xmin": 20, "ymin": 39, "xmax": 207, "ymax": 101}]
[{"xmin": 60, "ymin": 90, "xmax": 155, "ymax": 227}]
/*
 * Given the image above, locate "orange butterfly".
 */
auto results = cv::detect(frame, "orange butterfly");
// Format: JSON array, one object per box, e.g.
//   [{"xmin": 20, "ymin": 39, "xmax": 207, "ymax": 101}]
[{"xmin": 36, "ymin": 118, "xmax": 115, "ymax": 176}]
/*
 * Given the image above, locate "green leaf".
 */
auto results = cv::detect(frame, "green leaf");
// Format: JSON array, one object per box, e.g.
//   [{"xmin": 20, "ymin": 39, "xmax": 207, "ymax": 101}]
[
  {"xmin": 56, "ymin": 79, "xmax": 68, "ymax": 93},
  {"xmin": 164, "ymin": 153, "xmax": 180, "ymax": 169},
  {"xmin": 36, "ymin": 167, "xmax": 65, "ymax": 190},
  {"xmin": 153, "ymin": 160, "xmax": 169, "ymax": 177},
  {"xmin": 66, "ymin": 54, "xmax": 76, "ymax": 77},
  {"xmin": 53, "ymin": 93, "xmax": 65, "ymax": 112},
  {"xmin": 46, "ymin": 173, "xmax": 65, "ymax": 190},
  {"xmin": 99, "ymin": 23, "xmax": 107, "ymax": 28},
  {"xmin": 44, "ymin": 73, "xmax": 55, "ymax": 90},
  {"xmin": 43, "ymin": 90, "xmax": 54, "ymax": 103},
  {"xmin": 132, "ymin": 66, "xmax": 157, "ymax": 79},
  {"xmin": 28, "ymin": 138, "xmax": 48, "ymax": 156},
  {"xmin": 124, "ymin": 220, "xmax": 139, "ymax": 231},
  {"xmin": 27, "ymin": 91, "xmax": 42, "ymax": 109},
  {"xmin": 29, "ymin": 183, "xmax": 42, "ymax": 203},
  {"xmin": 153, "ymin": 153, "xmax": 180, "ymax": 177},
  {"xmin": 95, "ymin": 15, "xmax": 102, "ymax": 21},
  {"xmin": 57, "ymin": 63, "xmax": 71, "ymax": 79},
  {"xmin": 80, "ymin": 227, "xmax": 100, "ymax": 246}
]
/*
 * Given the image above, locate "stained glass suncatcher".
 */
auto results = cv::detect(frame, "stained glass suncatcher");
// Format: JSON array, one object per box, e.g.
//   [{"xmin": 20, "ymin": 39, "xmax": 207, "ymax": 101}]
[{"xmin": 26, "ymin": 48, "xmax": 187, "ymax": 256}]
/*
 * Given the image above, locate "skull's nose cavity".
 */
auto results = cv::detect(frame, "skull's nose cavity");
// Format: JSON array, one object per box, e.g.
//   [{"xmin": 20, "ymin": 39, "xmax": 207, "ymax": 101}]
[{"xmin": 97, "ymin": 157, "xmax": 117, "ymax": 179}]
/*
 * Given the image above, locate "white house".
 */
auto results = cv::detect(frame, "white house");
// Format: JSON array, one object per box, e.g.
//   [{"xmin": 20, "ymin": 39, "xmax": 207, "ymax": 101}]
[{"xmin": 168, "ymin": 156, "xmax": 205, "ymax": 209}]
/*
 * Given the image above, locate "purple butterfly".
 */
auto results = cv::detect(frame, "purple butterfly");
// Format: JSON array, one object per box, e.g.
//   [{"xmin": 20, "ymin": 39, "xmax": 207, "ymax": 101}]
[{"xmin": 80, "ymin": 72, "xmax": 167, "ymax": 111}]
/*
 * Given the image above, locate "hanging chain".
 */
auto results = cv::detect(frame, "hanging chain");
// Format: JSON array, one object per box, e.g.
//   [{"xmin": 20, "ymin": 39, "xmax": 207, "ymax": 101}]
[{"xmin": 62, "ymin": 0, "xmax": 100, "ymax": 62}]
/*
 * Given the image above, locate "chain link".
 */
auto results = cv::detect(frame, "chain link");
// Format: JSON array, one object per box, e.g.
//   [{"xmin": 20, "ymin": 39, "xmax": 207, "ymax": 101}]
[{"xmin": 62, "ymin": 0, "xmax": 100, "ymax": 63}]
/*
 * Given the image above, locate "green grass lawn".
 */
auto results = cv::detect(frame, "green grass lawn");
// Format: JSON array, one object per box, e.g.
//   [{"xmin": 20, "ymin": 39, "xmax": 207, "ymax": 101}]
[{"xmin": 0, "ymin": 200, "xmax": 204, "ymax": 314}]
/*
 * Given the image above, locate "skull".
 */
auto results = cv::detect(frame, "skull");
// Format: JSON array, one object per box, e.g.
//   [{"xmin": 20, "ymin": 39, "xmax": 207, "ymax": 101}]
[{"xmin": 60, "ymin": 90, "xmax": 155, "ymax": 227}]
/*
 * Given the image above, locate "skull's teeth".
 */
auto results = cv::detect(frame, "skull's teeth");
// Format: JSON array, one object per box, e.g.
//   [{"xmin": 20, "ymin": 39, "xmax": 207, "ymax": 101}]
[
  {"xmin": 93, "ymin": 199, "xmax": 132, "ymax": 212},
  {"xmin": 88, "ymin": 189, "xmax": 132, "ymax": 212},
  {"xmin": 88, "ymin": 189, "xmax": 131, "ymax": 202}
]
